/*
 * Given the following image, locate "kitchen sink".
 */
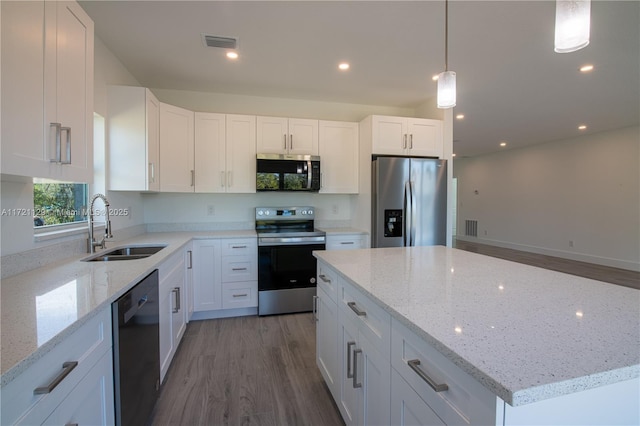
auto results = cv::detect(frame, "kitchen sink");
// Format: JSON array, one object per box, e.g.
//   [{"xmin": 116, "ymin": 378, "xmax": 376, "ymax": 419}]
[{"xmin": 82, "ymin": 244, "xmax": 167, "ymax": 262}]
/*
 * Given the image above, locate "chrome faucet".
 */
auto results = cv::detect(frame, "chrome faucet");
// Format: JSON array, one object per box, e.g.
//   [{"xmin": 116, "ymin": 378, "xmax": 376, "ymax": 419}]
[{"xmin": 87, "ymin": 193, "xmax": 113, "ymax": 253}]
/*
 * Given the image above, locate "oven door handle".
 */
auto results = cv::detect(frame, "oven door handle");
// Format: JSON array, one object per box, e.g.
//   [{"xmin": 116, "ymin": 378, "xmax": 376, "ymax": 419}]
[{"xmin": 258, "ymin": 236, "xmax": 326, "ymax": 246}]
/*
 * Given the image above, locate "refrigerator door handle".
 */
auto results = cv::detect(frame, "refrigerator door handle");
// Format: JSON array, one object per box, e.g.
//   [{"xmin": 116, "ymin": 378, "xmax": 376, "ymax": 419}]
[
  {"xmin": 404, "ymin": 180, "xmax": 411, "ymax": 247},
  {"xmin": 410, "ymin": 180, "xmax": 417, "ymax": 246}
]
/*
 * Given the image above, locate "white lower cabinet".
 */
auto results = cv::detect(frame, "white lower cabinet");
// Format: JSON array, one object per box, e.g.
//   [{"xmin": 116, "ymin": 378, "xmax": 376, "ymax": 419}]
[
  {"xmin": 192, "ymin": 237, "xmax": 258, "ymax": 318},
  {"xmin": 159, "ymin": 249, "xmax": 187, "ymax": 382},
  {"xmin": 326, "ymin": 233, "xmax": 368, "ymax": 250},
  {"xmin": 391, "ymin": 368, "xmax": 445, "ymax": 426},
  {"xmin": 315, "ymin": 285, "xmax": 339, "ymax": 399},
  {"xmin": 1, "ymin": 308, "xmax": 113, "ymax": 426}
]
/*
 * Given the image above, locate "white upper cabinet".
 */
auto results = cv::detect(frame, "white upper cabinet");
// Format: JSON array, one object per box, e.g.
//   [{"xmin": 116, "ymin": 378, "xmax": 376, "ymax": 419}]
[
  {"xmin": 257, "ymin": 116, "xmax": 319, "ymax": 155},
  {"xmin": 319, "ymin": 120, "xmax": 359, "ymax": 194},
  {"xmin": 368, "ymin": 115, "xmax": 443, "ymax": 158},
  {"xmin": 159, "ymin": 103, "xmax": 195, "ymax": 192},
  {"xmin": 107, "ymin": 86, "xmax": 160, "ymax": 191},
  {"xmin": 1, "ymin": 1, "xmax": 94, "ymax": 182},
  {"xmin": 194, "ymin": 113, "xmax": 256, "ymax": 193}
]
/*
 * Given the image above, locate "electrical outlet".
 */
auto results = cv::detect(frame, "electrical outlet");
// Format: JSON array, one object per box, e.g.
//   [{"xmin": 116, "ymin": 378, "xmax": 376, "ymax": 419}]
[
  {"xmin": 207, "ymin": 205, "xmax": 215, "ymax": 216},
  {"xmin": 569, "ymin": 240, "xmax": 574, "ymax": 248}
]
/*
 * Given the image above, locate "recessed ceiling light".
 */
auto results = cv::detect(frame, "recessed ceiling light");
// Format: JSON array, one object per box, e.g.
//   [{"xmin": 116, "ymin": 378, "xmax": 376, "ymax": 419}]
[
  {"xmin": 432, "ymin": 74, "xmax": 439, "ymax": 81},
  {"xmin": 500, "ymin": 141, "xmax": 507, "ymax": 147},
  {"xmin": 452, "ymin": 153, "xmax": 457, "ymax": 157},
  {"xmin": 578, "ymin": 124, "xmax": 587, "ymax": 130},
  {"xmin": 456, "ymin": 114, "xmax": 464, "ymax": 120},
  {"xmin": 338, "ymin": 62, "xmax": 350, "ymax": 71},
  {"xmin": 226, "ymin": 51, "xmax": 239, "ymax": 59},
  {"xmin": 579, "ymin": 64, "xmax": 594, "ymax": 73}
]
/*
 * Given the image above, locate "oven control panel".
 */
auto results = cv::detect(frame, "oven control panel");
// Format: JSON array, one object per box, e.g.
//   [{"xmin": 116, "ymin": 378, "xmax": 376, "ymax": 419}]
[{"xmin": 256, "ymin": 206, "xmax": 315, "ymax": 220}]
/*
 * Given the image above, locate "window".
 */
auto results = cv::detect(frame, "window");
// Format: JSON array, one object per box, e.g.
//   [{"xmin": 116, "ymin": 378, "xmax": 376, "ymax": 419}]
[{"xmin": 33, "ymin": 180, "xmax": 88, "ymax": 227}]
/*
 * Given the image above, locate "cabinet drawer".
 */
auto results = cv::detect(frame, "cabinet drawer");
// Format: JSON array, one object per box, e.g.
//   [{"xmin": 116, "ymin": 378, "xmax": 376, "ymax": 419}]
[
  {"xmin": 391, "ymin": 319, "xmax": 496, "ymax": 426},
  {"xmin": 1, "ymin": 308, "xmax": 112, "ymax": 425},
  {"xmin": 220, "ymin": 238, "xmax": 257, "ymax": 256},
  {"xmin": 222, "ymin": 281, "xmax": 258, "ymax": 309},
  {"xmin": 221, "ymin": 255, "xmax": 257, "ymax": 282},
  {"xmin": 159, "ymin": 251, "xmax": 185, "ymax": 293},
  {"xmin": 317, "ymin": 260, "xmax": 339, "ymax": 303},
  {"xmin": 326, "ymin": 234, "xmax": 367, "ymax": 251},
  {"xmin": 339, "ymin": 278, "xmax": 391, "ymax": 355}
]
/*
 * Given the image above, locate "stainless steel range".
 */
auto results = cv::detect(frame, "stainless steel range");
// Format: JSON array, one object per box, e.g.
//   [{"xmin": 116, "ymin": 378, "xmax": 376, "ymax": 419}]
[{"xmin": 256, "ymin": 206, "xmax": 326, "ymax": 316}]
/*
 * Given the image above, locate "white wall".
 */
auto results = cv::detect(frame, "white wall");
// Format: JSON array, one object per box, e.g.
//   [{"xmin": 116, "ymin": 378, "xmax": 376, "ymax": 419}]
[{"xmin": 454, "ymin": 126, "xmax": 640, "ymax": 271}]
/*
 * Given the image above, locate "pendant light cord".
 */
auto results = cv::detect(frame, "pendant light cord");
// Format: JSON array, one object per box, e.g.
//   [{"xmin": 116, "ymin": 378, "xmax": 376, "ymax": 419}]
[{"xmin": 444, "ymin": 0, "xmax": 449, "ymax": 72}]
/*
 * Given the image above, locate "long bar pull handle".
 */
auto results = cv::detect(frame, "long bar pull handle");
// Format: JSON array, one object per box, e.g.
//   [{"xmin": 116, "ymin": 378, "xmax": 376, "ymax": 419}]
[
  {"xmin": 410, "ymin": 180, "xmax": 417, "ymax": 246},
  {"xmin": 61, "ymin": 126, "xmax": 71, "ymax": 164},
  {"xmin": 187, "ymin": 250, "xmax": 193, "ymax": 269},
  {"xmin": 346, "ymin": 341, "xmax": 356, "ymax": 378},
  {"xmin": 403, "ymin": 180, "xmax": 411, "ymax": 247},
  {"xmin": 283, "ymin": 134, "xmax": 287, "ymax": 150},
  {"xmin": 290, "ymin": 134, "xmax": 293, "ymax": 151},
  {"xmin": 409, "ymin": 134, "xmax": 413, "ymax": 149},
  {"xmin": 34, "ymin": 361, "xmax": 78, "ymax": 394},
  {"xmin": 191, "ymin": 170, "xmax": 195, "ymax": 187},
  {"xmin": 231, "ymin": 267, "xmax": 248, "ymax": 271},
  {"xmin": 353, "ymin": 349, "xmax": 363, "ymax": 388},
  {"xmin": 407, "ymin": 359, "xmax": 449, "ymax": 392},
  {"xmin": 172, "ymin": 287, "xmax": 181, "ymax": 313},
  {"xmin": 149, "ymin": 162, "xmax": 155, "ymax": 183},
  {"xmin": 232, "ymin": 293, "xmax": 248, "ymax": 298},
  {"xmin": 340, "ymin": 241, "xmax": 355, "ymax": 245},
  {"xmin": 347, "ymin": 301, "xmax": 366, "ymax": 317},
  {"xmin": 312, "ymin": 295, "xmax": 319, "ymax": 322},
  {"xmin": 50, "ymin": 122, "xmax": 62, "ymax": 163},
  {"xmin": 231, "ymin": 245, "xmax": 247, "ymax": 249},
  {"xmin": 319, "ymin": 274, "xmax": 331, "ymax": 283},
  {"xmin": 403, "ymin": 134, "xmax": 407, "ymax": 149}
]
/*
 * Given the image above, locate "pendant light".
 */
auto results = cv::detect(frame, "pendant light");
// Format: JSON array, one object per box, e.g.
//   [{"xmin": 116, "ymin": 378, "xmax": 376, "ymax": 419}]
[
  {"xmin": 554, "ymin": 0, "xmax": 591, "ymax": 53},
  {"xmin": 437, "ymin": 0, "xmax": 456, "ymax": 109}
]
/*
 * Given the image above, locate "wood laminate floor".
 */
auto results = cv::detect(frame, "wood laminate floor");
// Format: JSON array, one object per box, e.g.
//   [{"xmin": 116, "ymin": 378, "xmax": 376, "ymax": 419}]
[
  {"xmin": 454, "ymin": 239, "xmax": 640, "ymax": 290},
  {"xmin": 150, "ymin": 313, "xmax": 345, "ymax": 426}
]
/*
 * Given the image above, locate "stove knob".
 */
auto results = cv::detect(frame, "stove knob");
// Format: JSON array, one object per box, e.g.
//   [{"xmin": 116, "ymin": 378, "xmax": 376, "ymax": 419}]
[
  {"xmin": 301, "ymin": 210, "xmax": 307, "ymax": 215},
  {"xmin": 257, "ymin": 210, "xmax": 264, "ymax": 216},
  {"xmin": 265, "ymin": 210, "xmax": 270, "ymax": 216},
  {"xmin": 308, "ymin": 209, "xmax": 314, "ymax": 215}
]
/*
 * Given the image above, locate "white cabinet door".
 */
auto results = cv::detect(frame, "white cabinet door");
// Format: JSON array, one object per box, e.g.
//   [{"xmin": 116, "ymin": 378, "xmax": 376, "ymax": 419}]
[
  {"xmin": 42, "ymin": 351, "xmax": 115, "ymax": 426},
  {"xmin": 316, "ymin": 287, "xmax": 339, "ymax": 400},
  {"xmin": 1, "ymin": 0, "xmax": 94, "ymax": 182},
  {"xmin": 192, "ymin": 239, "xmax": 222, "ymax": 312},
  {"xmin": 194, "ymin": 112, "xmax": 226, "ymax": 193},
  {"xmin": 158, "ymin": 276, "xmax": 174, "ymax": 382},
  {"xmin": 338, "ymin": 311, "xmax": 360, "ymax": 426},
  {"xmin": 326, "ymin": 234, "xmax": 368, "ymax": 251},
  {"xmin": 359, "ymin": 333, "xmax": 391, "ymax": 426},
  {"xmin": 257, "ymin": 116, "xmax": 289, "ymax": 154},
  {"xmin": 319, "ymin": 121, "xmax": 359, "ymax": 193},
  {"xmin": 160, "ymin": 103, "xmax": 195, "ymax": 192},
  {"xmin": 185, "ymin": 243, "xmax": 194, "ymax": 322},
  {"xmin": 225, "ymin": 114, "xmax": 257, "ymax": 193},
  {"xmin": 159, "ymin": 251, "xmax": 187, "ymax": 382},
  {"xmin": 288, "ymin": 118, "xmax": 319, "ymax": 155},
  {"xmin": 391, "ymin": 368, "xmax": 445, "ymax": 426},
  {"xmin": 372, "ymin": 116, "xmax": 407, "ymax": 155},
  {"xmin": 406, "ymin": 118, "xmax": 443, "ymax": 158},
  {"xmin": 107, "ymin": 86, "xmax": 160, "ymax": 191},
  {"xmin": 257, "ymin": 116, "xmax": 318, "ymax": 155}
]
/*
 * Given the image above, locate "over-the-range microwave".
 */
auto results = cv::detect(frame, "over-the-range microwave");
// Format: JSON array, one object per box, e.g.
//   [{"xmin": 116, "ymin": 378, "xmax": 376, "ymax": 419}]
[{"xmin": 256, "ymin": 153, "xmax": 321, "ymax": 192}]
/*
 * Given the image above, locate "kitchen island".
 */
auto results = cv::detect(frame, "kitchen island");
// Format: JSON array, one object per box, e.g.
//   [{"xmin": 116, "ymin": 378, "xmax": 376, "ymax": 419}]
[{"xmin": 314, "ymin": 246, "xmax": 639, "ymax": 425}]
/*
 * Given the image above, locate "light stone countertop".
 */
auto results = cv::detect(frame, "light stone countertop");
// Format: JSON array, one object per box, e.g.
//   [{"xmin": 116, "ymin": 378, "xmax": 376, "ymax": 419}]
[
  {"xmin": 314, "ymin": 246, "xmax": 640, "ymax": 407},
  {"xmin": 0, "ymin": 230, "xmax": 256, "ymax": 387}
]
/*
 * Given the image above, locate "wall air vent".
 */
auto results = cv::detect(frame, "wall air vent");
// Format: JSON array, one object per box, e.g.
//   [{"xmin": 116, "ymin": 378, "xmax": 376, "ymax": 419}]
[
  {"xmin": 202, "ymin": 34, "xmax": 238, "ymax": 49},
  {"xmin": 465, "ymin": 220, "xmax": 478, "ymax": 237}
]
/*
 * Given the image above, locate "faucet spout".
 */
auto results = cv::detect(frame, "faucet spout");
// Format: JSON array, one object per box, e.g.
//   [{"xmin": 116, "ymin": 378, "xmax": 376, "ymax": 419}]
[{"xmin": 88, "ymin": 193, "xmax": 113, "ymax": 253}]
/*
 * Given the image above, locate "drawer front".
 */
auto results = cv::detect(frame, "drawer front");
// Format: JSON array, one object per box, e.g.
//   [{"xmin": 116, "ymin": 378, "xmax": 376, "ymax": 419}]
[
  {"xmin": 221, "ymin": 255, "xmax": 257, "ymax": 282},
  {"xmin": 2, "ymin": 308, "xmax": 112, "ymax": 426},
  {"xmin": 159, "ymin": 250, "xmax": 185, "ymax": 293},
  {"xmin": 222, "ymin": 281, "xmax": 258, "ymax": 309},
  {"xmin": 317, "ymin": 260, "xmax": 339, "ymax": 303},
  {"xmin": 339, "ymin": 278, "xmax": 391, "ymax": 356},
  {"xmin": 326, "ymin": 234, "xmax": 366, "ymax": 251},
  {"xmin": 391, "ymin": 368, "xmax": 445, "ymax": 426},
  {"xmin": 391, "ymin": 319, "xmax": 496, "ymax": 426},
  {"xmin": 220, "ymin": 238, "xmax": 257, "ymax": 257}
]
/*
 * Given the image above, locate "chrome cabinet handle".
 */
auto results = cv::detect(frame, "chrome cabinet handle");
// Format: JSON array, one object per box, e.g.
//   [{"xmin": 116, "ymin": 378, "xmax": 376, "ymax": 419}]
[
  {"xmin": 340, "ymin": 241, "xmax": 355, "ymax": 245},
  {"xmin": 149, "ymin": 162, "xmax": 155, "ymax": 183},
  {"xmin": 187, "ymin": 250, "xmax": 193, "ymax": 269},
  {"xmin": 172, "ymin": 287, "xmax": 181, "ymax": 313},
  {"xmin": 232, "ymin": 293, "xmax": 248, "ymax": 298},
  {"xmin": 346, "ymin": 341, "xmax": 356, "ymax": 379},
  {"xmin": 50, "ymin": 122, "xmax": 62, "ymax": 163},
  {"xmin": 312, "ymin": 295, "xmax": 319, "ymax": 322},
  {"xmin": 290, "ymin": 134, "xmax": 293, "ymax": 150},
  {"xmin": 191, "ymin": 170, "xmax": 195, "ymax": 187},
  {"xmin": 403, "ymin": 134, "xmax": 407, "ymax": 149},
  {"xmin": 231, "ymin": 267, "xmax": 248, "ymax": 271},
  {"xmin": 34, "ymin": 361, "xmax": 78, "ymax": 394},
  {"xmin": 319, "ymin": 274, "xmax": 331, "ymax": 283},
  {"xmin": 347, "ymin": 301, "xmax": 366, "ymax": 317},
  {"xmin": 409, "ymin": 134, "xmax": 413, "ymax": 149},
  {"xmin": 61, "ymin": 126, "xmax": 71, "ymax": 164},
  {"xmin": 231, "ymin": 245, "xmax": 247, "ymax": 249},
  {"xmin": 407, "ymin": 359, "xmax": 449, "ymax": 392},
  {"xmin": 283, "ymin": 134, "xmax": 287, "ymax": 150},
  {"xmin": 353, "ymin": 349, "xmax": 363, "ymax": 388}
]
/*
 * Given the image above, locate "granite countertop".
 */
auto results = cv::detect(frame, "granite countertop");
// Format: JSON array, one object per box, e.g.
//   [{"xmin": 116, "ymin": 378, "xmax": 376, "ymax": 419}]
[
  {"xmin": 0, "ymin": 230, "xmax": 256, "ymax": 387},
  {"xmin": 314, "ymin": 246, "xmax": 640, "ymax": 407}
]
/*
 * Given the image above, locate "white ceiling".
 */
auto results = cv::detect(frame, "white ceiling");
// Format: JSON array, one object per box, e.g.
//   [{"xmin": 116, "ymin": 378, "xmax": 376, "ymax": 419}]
[{"xmin": 80, "ymin": 1, "xmax": 639, "ymax": 157}]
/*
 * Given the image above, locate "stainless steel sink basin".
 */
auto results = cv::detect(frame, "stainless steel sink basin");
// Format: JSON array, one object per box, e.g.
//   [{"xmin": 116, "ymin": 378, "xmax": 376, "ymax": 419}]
[{"xmin": 82, "ymin": 244, "xmax": 167, "ymax": 262}]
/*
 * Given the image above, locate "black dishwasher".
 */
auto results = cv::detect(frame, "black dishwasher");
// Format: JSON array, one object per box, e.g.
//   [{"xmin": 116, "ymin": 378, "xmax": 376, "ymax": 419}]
[{"xmin": 112, "ymin": 269, "xmax": 160, "ymax": 426}]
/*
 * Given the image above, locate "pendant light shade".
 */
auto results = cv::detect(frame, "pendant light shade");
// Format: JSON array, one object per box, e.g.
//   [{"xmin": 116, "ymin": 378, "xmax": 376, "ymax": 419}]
[
  {"xmin": 437, "ymin": 71, "xmax": 456, "ymax": 108},
  {"xmin": 554, "ymin": 0, "xmax": 591, "ymax": 53}
]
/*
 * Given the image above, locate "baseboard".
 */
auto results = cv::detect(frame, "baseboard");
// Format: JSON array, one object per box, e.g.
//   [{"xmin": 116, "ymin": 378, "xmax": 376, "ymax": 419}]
[
  {"xmin": 455, "ymin": 236, "xmax": 640, "ymax": 272},
  {"xmin": 189, "ymin": 307, "xmax": 258, "ymax": 321}
]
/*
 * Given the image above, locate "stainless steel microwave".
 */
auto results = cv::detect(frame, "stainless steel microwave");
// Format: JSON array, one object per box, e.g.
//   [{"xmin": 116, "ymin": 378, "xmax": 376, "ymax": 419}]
[{"xmin": 256, "ymin": 154, "xmax": 321, "ymax": 192}]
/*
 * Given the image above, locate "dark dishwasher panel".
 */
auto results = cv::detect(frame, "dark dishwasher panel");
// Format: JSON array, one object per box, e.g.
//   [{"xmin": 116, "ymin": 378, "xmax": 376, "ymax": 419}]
[{"xmin": 112, "ymin": 269, "xmax": 160, "ymax": 426}]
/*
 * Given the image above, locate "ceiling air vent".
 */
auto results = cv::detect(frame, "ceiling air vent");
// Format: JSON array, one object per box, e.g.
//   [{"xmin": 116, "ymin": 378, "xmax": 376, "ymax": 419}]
[{"xmin": 202, "ymin": 34, "xmax": 237, "ymax": 49}]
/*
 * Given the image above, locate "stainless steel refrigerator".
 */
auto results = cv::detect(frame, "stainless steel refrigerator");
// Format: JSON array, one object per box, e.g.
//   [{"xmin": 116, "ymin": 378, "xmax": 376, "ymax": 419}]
[{"xmin": 372, "ymin": 156, "xmax": 447, "ymax": 248}]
